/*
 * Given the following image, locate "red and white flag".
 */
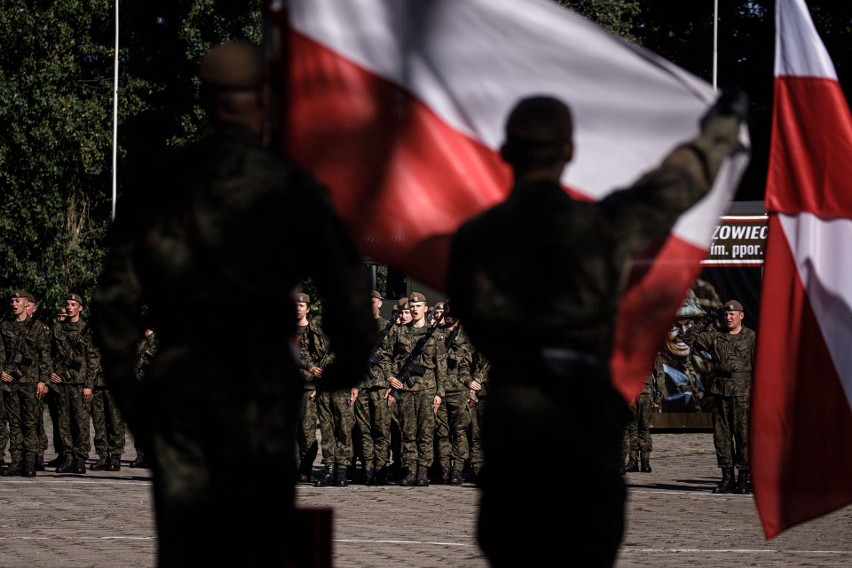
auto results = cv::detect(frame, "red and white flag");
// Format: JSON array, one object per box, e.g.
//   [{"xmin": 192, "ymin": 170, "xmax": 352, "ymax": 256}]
[
  {"xmin": 751, "ymin": 0, "xmax": 852, "ymax": 539},
  {"xmin": 269, "ymin": 0, "xmax": 749, "ymax": 399}
]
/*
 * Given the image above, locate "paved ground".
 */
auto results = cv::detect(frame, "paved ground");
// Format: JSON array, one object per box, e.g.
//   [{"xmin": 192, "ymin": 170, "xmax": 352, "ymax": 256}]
[{"xmin": 0, "ymin": 431, "xmax": 849, "ymax": 567}]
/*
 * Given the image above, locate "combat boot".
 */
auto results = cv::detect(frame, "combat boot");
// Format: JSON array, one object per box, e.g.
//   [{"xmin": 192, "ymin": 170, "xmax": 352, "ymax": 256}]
[
  {"xmin": 735, "ymin": 469, "xmax": 751, "ymax": 494},
  {"xmin": 74, "ymin": 455, "xmax": 87, "ymax": 474},
  {"xmin": 712, "ymin": 467, "xmax": 735, "ymax": 494},
  {"xmin": 624, "ymin": 458, "xmax": 639, "ymax": 473},
  {"xmin": 373, "ymin": 466, "xmax": 388, "ymax": 486},
  {"xmin": 399, "ymin": 468, "xmax": 417, "ymax": 486},
  {"xmin": 4, "ymin": 460, "xmax": 23, "ymax": 476},
  {"xmin": 129, "ymin": 454, "xmax": 149, "ymax": 468},
  {"xmin": 22, "ymin": 456, "xmax": 37, "ymax": 478},
  {"xmin": 334, "ymin": 465, "xmax": 348, "ymax": 487},
  {"xmin": 640, "ymin": 459, "xmax": 652, "ymax": 473},
  {"xmin": 314, "ymin": 464, "xmax": 336, "ymax": 487},
  {"xmin": 46, "ymin": 454, "xmax": 64, "ymax": 468},
  {"xmin": 55, "ymin": 454, "xmax": 76, "ymax": 473},
  {"xmin": 363, "ymin": 467, "xmax": 375, "ymax": 486},
  {"xmin": 448, "ymin": 467, "xmax": 464, "ymax": 485},
  {"xmin": 93, "ymin": 453, "xmax": 110, "ymax": 470},
  {"xmin": 35, "ymin": 454, "xmax": 45, "ymax": 471},
  {"xmin": 108, "ymin": 454, "xmax": 122, "ymax": 471},
  {"xmin": 440, "ymin": 465, "xmax": 451, "ymax": 485},
  {"xmin": 415, "ymin": 465, "xmax": 430, "ymax": 487}
]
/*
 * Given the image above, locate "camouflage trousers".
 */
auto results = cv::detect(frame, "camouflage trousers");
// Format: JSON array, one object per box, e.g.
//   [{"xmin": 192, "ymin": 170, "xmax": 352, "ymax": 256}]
[
  {"xmin": 434, "ymin": 389, "xmax": 471, "ymax": 470},
  {"xmin": 398, "ymin": 389, "xmax": 436, "ymax": 470},
  {"xmin": 712, "ymin": 392, "xmax": 750, "ymax": 470},
  {"xmin": 296, "ymin": 390, "xmax": 318, "ymax": 468},
  {"xmin": 3, "ymin": 383, "xmax": 40, "ymax": 460},
  {"xmin": 56, "ymin": 383, "xmax": 91, "ymax": 457},
  {"xmin": 468, "ymin": 396, "xmax": 484, "ymax": 475},
  {"xmin": 622, "ymin": 393, "xmax": 655, "ymax": 462},
  {"xmin": 91, "ymin": 387, "xmax": 126, "ymax": 456},
  {"xmin": 36, "ymin": 386, "xmax": 62, "ymax": 456},
  {"xmin": 353, "ymin": 387, "xmax": 391, "ymax": 470},
  {"xmin": 316, "ymin": 389, "xmax": 355, "ymax": 467}
]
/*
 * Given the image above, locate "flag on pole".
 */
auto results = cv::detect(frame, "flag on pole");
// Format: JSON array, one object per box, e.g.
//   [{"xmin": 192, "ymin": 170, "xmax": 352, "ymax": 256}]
[
  {"xmin": 270, "ymin": 0, "xmax": 749, "ymax": 399},
  {"xmin": 751, "ymin": 0, "xmax": 852, "ymax": 539}
]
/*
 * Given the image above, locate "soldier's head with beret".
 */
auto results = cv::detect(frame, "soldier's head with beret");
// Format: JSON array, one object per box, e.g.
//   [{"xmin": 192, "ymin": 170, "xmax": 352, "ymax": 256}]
[
  {"xmin": 198, "ymin": 41, "xmax": 268, "ymax": 135},
  {"xmin": 721, "ymin": 299, "xmax": 745, "ymax": 333},
  {"xmin": 8, "ymin": 290, "xmax": 30, "ymax": 320},
  {"xmin": 371, "ymin": 290, "xmax": 382, "ymax": 300},
  {"xmin": 296, "ymin": 292, "xmax": 311, "ymax": 305},
  {"xmin": 407, "ymin": 292, "xmax": 429, "ymax": 325},
  {"xmin": 65, "ymin": 292, "xmax": 84, "ymax": 321},
  {"xmin": 295, "ymin": 291, "xmax": 311, "ymax": 323}
]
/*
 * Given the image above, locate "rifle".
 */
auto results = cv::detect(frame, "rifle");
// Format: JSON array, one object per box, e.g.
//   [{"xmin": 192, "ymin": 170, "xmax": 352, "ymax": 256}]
[
  {"xmin": 53, "ymin": 320, "xmax": 91, "ymax": 379},
  {"xmin": 389, "ymin": 315, "xmax": 444, "ymax": 401}
]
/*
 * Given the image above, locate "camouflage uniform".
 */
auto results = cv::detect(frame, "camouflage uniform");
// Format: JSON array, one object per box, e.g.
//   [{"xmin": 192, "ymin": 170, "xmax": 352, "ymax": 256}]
[
  {"xmin": 354, "ymin": 314, "xmax": 393, "ymax": 484},
  {"xmin": 378, "ymin": 313, "xmax": 447, "ymax": 485},
  {"xmin": 467, "ymin": 350, "xmax": 489, "ymax": 480},
  {"xmin": 51, "ymin": 317, "xmax": 98, "ymax": 471},
  {"xmin": 0, "ymin": 308, "xmax": 52, "ymax": 475},
  {"xmin": 447, "ymin": 96, "xmax": 745, "ymax": 567},
  {"xmin": 90, "ymin": 43, "xmax": 374, "ymax": 566},
  {"xmin": 91, "ymin": 364, "xmax": 126, "ymax": 470},
  {"xmin": 33, "ymin": 316, "xmax": 57, "ymax": 468},
  {"xmin": 434, "ymin": 320, "xmax": 473, "ymax": 484},
  {"xmin": 621, "ymin": 360, "xmax": 665, "ymax": 472},
  {"xmin": 129, "ymin": 329, "xmax": 158, "ymax": 467},
  {"xmin": 688, "ymin": 319, "xmax": 756, "ymax": 474},
  {"xmin": 296, "ymin": 316, "xmax": 326, "ymax": 481}
]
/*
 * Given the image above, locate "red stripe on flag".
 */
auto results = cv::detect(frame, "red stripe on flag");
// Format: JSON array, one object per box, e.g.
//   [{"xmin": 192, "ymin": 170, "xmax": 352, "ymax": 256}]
[
  {"xmin": 752, "ymin": 215, "xmax": 852, "ymax": 539},
  {"xmin": 767, "ymin": 77, "xmax": 852, "ymax": 217},
  {"xmin": 287, "ymin": 30, "xmax": 510, "ymax": 288}
]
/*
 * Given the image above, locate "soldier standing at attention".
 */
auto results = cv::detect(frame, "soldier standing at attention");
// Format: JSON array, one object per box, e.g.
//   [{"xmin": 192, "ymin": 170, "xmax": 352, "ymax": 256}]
[
  {"xmin": 447, "ymin": 92, "xmax": 748, "ymax": 567},
  {"xmin": 353, "ymin": 290, "xmax": 393, "ymax": 485},
  {"xmin": 379, "ymin": 292, "xmax": 447, "ymax": 486},
  {"xmin": 91, "ymin": 41, "xmax": 373, "ymax": 567},
  {"xmin": 433, "ymin": 300, "xmax": 472, "ymax": 485},
  {"xmin": 0, "ymin": 291, "xmax": 51, "ymax": 477},
  {"xmin": 295, "ymin": 292, "xmax": 323, "ymax": 483},
  {"xmin": 129, "ymin": 308, "xmax": 157, "ymax": 469},
  {"xmin": 51, "ymin": 293, "xmax": 98, "ymax": 475},
  {"xmin": 684, "ymin": 299, "xmax": 756, "ymax": 494},
  {"xmin": 621, "ymin": 360, "xmax": 664, "ymax": 473}
]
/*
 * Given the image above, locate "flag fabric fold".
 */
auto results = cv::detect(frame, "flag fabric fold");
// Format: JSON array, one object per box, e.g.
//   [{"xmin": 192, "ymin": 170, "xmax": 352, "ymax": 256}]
[
  {"xmin": 272, "ymin": 0, "xmax": 749, "ymax": 400},
  {"xmin": 751, "ymin": 0, "xmax": 852, "ymax": 540}
]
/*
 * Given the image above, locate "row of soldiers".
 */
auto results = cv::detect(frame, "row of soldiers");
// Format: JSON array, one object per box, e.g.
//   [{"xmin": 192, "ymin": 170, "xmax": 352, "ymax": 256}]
[
  {"xmin": 0, "ymin": 290, "xmax": 149, "ymax": 477},
  {"xmin": 296, "ymin": 289, "xmax": 489, "ymax": 487}
]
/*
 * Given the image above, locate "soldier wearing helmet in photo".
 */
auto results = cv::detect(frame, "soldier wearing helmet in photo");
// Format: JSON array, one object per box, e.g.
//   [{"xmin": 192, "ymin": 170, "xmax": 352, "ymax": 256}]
[{"xmin": 658, "ymin": 289, "xmax": 715, "ymax": 413}]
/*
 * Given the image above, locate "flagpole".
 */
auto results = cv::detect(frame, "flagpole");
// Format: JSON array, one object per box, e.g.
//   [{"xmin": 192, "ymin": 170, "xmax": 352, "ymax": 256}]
[
  {"xmin": 111, "ymin": 0, "xmax": 119, "ymax": 221},
  {"xmin": 713, "ymin": 0, "xmax": 718, "ymax": 91}
]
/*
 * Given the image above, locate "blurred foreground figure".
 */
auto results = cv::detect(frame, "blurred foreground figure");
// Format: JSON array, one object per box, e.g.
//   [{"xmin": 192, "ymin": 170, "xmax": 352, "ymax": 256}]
[
  {"xmin": 448, "ymin": 92, "xmax": 747, "ymax": 567},
  {"xmin": 91, "ymin": 41, "xmax": 373, "ymax": 567}
]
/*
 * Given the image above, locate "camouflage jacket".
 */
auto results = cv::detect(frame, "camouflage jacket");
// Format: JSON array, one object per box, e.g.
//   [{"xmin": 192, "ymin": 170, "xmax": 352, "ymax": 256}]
[
  {"xmin": 0, "ymin": 316, "xmax": 52, "ymax": 385},
  {"xmin": 298, "ymin": 317, "xmax": 334, "ymax": 392},
  {"xmin": 134, "ymin": 331, "xmax": 159, "ymax": 382},
  {"xmin": 687, "ymin": 325, "xmax": 756, "ymax": 397},
  {"xmin": 436, "ymin": 324, "xmax": 473, "ymax": 394},
  {"xmin": 469, "ymin": 351, "xmax": 490, "ymax": 402},
  {"xmin": 360, "ymin": 316, "xmax": 392, "ymax": 390},
  {"xmin": 378, "ymin": 321, "xmax": 447, "ymax": 396},
  {"xmin": 51, "ymin": 318, "xmax": 99, "ymax": 388}
]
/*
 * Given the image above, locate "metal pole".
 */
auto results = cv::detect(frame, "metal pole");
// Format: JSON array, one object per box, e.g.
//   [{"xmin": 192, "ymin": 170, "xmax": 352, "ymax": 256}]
[
  {"xmin": 111, "ymin": 0, "xmax": 119, "ymax": 221},
  {"xmin": 713, "ymin": 0, "xmax": 718, "ymax": 91}
]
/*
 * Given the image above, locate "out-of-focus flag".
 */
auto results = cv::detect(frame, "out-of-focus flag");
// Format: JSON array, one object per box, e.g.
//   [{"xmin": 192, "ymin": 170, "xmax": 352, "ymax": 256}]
[
  {"xmin": 751, "ymin": 0, "xmax": 852, "ymax": 539},
  {"xmin": 267, "ymin": 0, "xmax": 749, "ymax": 399}
]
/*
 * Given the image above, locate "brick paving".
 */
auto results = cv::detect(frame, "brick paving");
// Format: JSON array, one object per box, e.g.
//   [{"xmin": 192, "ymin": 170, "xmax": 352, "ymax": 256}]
[{"xmin": 0, "ymin": 431, "xmax": 849, "ymax": 567}]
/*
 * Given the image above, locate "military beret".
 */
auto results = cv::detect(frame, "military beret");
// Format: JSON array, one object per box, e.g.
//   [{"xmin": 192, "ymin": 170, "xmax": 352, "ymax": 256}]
[
  {"xmin": 198, "ymin": 41, "xmax": 267, "ymax": 90},
  {"xmin": 296, "ymin": 293, "xmax": 311, "ymax": 304},
  {"xmin": 66, "ymin": 293, "xmax": 84, "ymax": 305},
  {"xmin": 723, "ymin": 300, "xmax": 744, "ymax": 312},
  {"xmin": 10, "ymin": 290, "xmax": 29, "ymax": 300},
  {"xmin": 397, "ymin": 297, "xmax": 409, "ymax": 307},
  {"xmin": 24, "ymin": 292, "xmax": 36, "ymax": 303},
  {"xmin": 56, "ymin": 308, "xmax": 68, "ymax": 317},
  {"xmin": 371, "ymin": 290, "xmax": 382, "ymax": 300},
  {"xmin": 408, "ymin": 292, "xmax": 427, "ymax": 304}
]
